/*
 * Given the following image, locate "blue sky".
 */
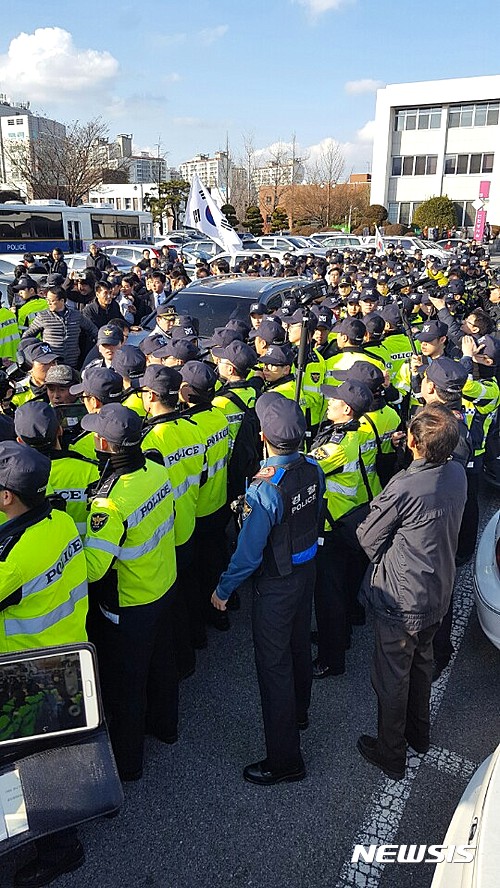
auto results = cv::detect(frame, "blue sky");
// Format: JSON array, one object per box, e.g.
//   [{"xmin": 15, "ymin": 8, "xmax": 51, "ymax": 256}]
[{"xmin": 0, "ymin": 0, "xmax": 498, "ymax": 176}]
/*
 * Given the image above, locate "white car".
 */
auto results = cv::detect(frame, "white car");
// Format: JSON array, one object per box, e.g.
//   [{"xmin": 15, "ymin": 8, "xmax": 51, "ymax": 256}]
[
  {"xmin": 103, "ymin": 243, "xmax": 160, "ymax": 264},
  {"xmin": 431, "ymin": 740, "xmax": 500, "ymax": 887},
  {"xmin": 474, "ymin": 510, "xmax": 500, "ymax": 650}
]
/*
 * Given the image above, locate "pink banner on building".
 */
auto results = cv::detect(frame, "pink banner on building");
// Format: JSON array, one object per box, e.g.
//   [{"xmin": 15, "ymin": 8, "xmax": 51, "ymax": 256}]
[
  {"xmin": 479, "ymin": 181, "xmax": 491, "ymax": 199},
  {"xmin": 474, "ymin": 208, "xmax": 487, "ymax": 242}
]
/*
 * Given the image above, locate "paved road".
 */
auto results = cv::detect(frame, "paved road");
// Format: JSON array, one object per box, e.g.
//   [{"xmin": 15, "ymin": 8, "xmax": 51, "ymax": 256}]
[{"xmin": 1, "ymin": 482, "xmax": 499, "ymax": 888}]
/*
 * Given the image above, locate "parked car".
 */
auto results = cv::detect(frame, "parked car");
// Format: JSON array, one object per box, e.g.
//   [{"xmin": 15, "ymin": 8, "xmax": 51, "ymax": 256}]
[
  {"xmin": 257, "ymin": 235, "xmax": 317, "ymax": 253},
  {"xmin": 64, "ymin": 254, "xmax": 134, "ymax": 274},
  {"xmin": 431, "ymin": 740, "xmax": 500, "ymax": 887},
  {"xmin": 311, "ymin": 232, "xmax": 363, "ymax": 250},
  {"xmin": 201, "ymin": 249, "xmax": 284, "ymax": 271},
  {"xmin": 474, "ymin": 509, "xmax": 500, "ymax": 650},
  {"xmin": 104, "ymin": 244, "xmax": 161, "ymax": 264}
]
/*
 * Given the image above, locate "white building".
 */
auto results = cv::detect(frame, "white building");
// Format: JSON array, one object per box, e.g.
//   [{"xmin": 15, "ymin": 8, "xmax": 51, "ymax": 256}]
[
  {"xmin": 179, "ymin": 152, "xmax": 234, "ymax": 202},
  {"xmin": 88, "ymin": 182, "xmax": 160, "ymax": 212},
  {"xmin": 0, "ymin": 96, "xmax": 66, "ymax": 195},
  {"xmin": 252, "ymin": 159, "xmax": 305, "ymax": 190},
  {"xmin": 370, "ymin": 76, "xmax": 500, "ymax": 230}
]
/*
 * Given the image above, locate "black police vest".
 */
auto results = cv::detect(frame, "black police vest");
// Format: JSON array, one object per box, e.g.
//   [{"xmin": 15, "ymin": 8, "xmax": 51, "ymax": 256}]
[{"xmin": 259, "ymin": 456, "xmax": 320, "ymax": 579}]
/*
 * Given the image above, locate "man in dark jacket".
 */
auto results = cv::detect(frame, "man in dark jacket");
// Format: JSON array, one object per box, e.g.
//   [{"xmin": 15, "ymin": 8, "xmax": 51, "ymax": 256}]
[
  {"xmin": 86, "ymin": 243, "xmax": 113, "ymax": 276},
  {"xmin": 82, "ymin": 281, "xmax": 122, "ymax": 329},
  {"xmin": 356, "ymin": 405, "xmax": 467, "ymax": 781}
]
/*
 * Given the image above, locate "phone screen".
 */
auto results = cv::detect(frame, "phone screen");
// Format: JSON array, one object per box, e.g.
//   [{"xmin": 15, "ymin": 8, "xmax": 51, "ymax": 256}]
[{"xmin": 0, "ymin": 650, "xmax": 98, "ymax": 744}]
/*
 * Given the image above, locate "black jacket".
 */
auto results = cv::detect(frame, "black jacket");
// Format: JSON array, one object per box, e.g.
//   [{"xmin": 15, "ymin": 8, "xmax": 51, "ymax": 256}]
[
  {"xmin": 82, "ymin": 298, "xmax": 122, "ymax": 329},
  {"xmin": 356, "ymin": 458, "xmax": 467, "ymax": 631}
]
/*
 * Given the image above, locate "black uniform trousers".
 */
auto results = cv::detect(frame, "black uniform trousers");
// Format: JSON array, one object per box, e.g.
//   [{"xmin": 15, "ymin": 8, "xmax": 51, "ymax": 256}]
[
  {"xmin": 371, "ymin": 617, "xmax": 440, "ymax": 771},
  {"xmin": 192, "ymin": 504, "xmax": 230, "ymax": 621},
  {"xmin": 314, "ymin": 533, "xmax": 349, "ymax": 671},
  {"xmin": 251, "ymin": 560, "xmax": 315, "ymax": 772},
  {"xmin": 92, "ymin": 588, "xmax": 178, "ymax": 778}
]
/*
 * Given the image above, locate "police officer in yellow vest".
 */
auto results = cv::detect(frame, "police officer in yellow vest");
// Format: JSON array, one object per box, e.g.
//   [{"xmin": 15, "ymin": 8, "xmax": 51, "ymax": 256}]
[
  {"xmin": 325, "ymin": 317, "xmax": 386, "ymax": 384},
  {"xmin": 140, "ymin": 364, "xmax": 205, "ymax": 669},
  {"xmin": 179, "ymin": 361, "xmax": 230, "ymax": 634},
  {"xmin": 11, "ymin": 275, "xmax": 48, "ymax": 333},
  {"xmin": 11, "ymin": 342, "xmax": 58, "ymax": 409},
  {"xmin": 309, "ymin": 379, "xmax": 374, "ymax": 678},
  {"xmin": 14, "ymin": 401, "xmax": 99, "ymax": 538},
  {"xmin": 0, "ymin": 441, "xmax": 88, "ymax": 886},
  {"xmin": 111, "ymin": 344, "xmax": 147, "ymax": 417},
  {"xmin": 68, "ymin": 367, "xmax": 124, "ymax": 461},
  {"xmin": 211, "ymin": 339, "xmax": 261, "ymax": 500},
  {"xmin": 83, "ymin": 403, "xmax": 178, "ymax": 781},
  {"xmin": 0, "ymin": 302, "xmax": 20, "ymax": 362}
]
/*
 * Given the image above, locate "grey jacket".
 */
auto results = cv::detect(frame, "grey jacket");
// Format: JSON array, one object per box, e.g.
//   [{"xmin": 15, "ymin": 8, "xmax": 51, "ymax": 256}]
[
  {"xmin": 23, "ymin": 308, "xmax": 98, "ymax": 369},
  {"xmin": 356, "ymin": 458, "xmax": 467, "ymax": 631}
]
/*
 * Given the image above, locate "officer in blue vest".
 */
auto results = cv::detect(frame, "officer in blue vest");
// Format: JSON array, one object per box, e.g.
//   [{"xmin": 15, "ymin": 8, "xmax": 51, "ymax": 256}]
[{"xmin": 212, "ymin": 392, "xmax": 325, "ymax": 786}]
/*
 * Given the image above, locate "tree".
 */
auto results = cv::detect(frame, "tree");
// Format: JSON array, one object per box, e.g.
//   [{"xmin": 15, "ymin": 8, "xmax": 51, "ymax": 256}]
[
  {"xmin": 6, "ymin": 117, "xmax": 129, "ymax": 206},
  {"xmin": 412, "ymin": 196, "xmax": 456, "ymax": 231},
  {"xmin": 306, "ymin": 140, "xmax": 345, "ymax": 228},
  {"xmin": 220, "ymin": 203, "xmax": 239, "ymax": 230},
  {"xmin": 270, "ymin": 206, "xmax": 289, "ymax": 232},
  {"xmin": 144, "ymin": 180, "xmax": 190, "ymax": 232},
  {"xmin": 243, "ymin": 205, "xmax": 264, "ymax": 236}
]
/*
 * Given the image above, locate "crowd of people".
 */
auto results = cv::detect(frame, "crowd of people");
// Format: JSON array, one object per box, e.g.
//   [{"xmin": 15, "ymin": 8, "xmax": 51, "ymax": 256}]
[{"xmin": 0, "ymin": 234, "xmax": 499, "ymax": 886}]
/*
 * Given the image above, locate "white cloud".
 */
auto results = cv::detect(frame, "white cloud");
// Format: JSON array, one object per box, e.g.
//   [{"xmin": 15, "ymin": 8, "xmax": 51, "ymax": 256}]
[
  {"xmin": 197, "ymin": 25, "xmax": 229, "ymax": 45},
  {"xmin": 345, "ymin": 79, "xmax": 384, "ymax": 94},
  {"xmin": 0, "ymin": 28, "xmax": 118, "ymax": 102},
  {"xmin": 164, "ymin": 72, "xmax": 181, "ymax": 84},
  {"xmin": 252, "ymin": 132, "xmax": 372, "ymax": 177},
  {"xmin": 357, "ymin": 119, "xmax": 376, "ymax": 142},
  {"xmin": 294, "ymin": 0, "xmax": 351, "ymax": 17}
]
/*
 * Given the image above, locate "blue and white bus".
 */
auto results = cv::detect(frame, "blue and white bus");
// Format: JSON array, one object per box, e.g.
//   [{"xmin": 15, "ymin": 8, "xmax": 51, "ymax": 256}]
[{"xmin": 0, "ymin": 200, "xmax": 153, "ymax": 255}]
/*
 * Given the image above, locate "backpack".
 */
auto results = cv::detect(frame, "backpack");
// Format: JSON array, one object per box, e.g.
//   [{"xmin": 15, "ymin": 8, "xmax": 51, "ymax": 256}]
[{"xmin": 225, "ymin": 390, "xmax": 263, "ymax": 501}]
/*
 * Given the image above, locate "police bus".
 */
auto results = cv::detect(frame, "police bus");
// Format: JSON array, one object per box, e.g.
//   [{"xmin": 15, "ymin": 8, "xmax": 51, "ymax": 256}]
[{"xmin": 0, "ymin": 200, "xmax": 153, "ymax": 256}]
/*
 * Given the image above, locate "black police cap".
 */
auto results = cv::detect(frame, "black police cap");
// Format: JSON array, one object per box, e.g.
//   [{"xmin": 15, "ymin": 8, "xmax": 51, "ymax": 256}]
[
  {"xmin": 0, "ymin": 440, "xmax": 50, "ymax": 497},
  {"xmin": 255, "ymin": 392, "xmax": 306, "ymax": 448},
  {"xmin": 14, "ymin": 401, "xmax": 59, "ymax": 445},
  {"xmin": 81, "ymin": 403, "xmax": 143, "ymax": 447}
]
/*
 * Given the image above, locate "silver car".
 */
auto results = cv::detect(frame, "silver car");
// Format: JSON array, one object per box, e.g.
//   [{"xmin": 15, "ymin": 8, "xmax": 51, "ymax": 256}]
[{"xmin": 474, "ymin": 510, "xmax": 500, "ymax": 650}]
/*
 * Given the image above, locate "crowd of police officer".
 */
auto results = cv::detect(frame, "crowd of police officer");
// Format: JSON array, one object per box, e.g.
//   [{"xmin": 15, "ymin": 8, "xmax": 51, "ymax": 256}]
[{"xmin": 0, "ymin": 236, "xmax": 499, "ymax": 885}]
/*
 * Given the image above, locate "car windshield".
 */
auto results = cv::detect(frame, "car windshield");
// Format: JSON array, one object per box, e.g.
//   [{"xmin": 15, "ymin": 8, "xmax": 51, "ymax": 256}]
[
  {"xmin": 287, "ymin": 237, "xmax": 309, "ymax": 248},
  {"xmin": 170, "ymin": 293, "xmax": 254, "ymax": 337}
]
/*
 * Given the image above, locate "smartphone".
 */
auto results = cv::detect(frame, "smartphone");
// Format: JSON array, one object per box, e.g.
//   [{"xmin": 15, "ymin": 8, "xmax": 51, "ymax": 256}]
[{"xmin": 0, "ymin": 648, "xmax": 100, "ymax": 746}]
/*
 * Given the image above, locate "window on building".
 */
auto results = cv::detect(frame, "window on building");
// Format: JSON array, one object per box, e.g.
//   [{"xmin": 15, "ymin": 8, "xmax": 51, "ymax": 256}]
[
  {"xmin": 449, "ymin": 101, "xmax": 500, "ymax": 128},
  {"xmin": 399, "ymin": 203, "xmax": 411, "ymax": 225},
  {"xmin": 388, "ymin": 203, "xmax": 399, "ymax": 223},
  {"xmin": 116, "ymin": 199, "xmax": 122, "ymax": 209},
  {"xmin": 16, "ymin": 118, "xmax": 23, "ymax": 125},
  {"xmin": 483, "ymin": 152, "xmax": 494, "ymax": 172},
  {"xmin": 394, "ymin": 106, "xmax": 442, "ymax": 131},
  {"xmin": 445, "ymin": 152, "xmax": 494, "ymax": 175},
  {"xmin": 402, "ymin": 156, "xmax": 414, "ymax": 175},
  {"xmin": 7, "ymin": 119, "xmax": 14, "ymax": 125},
  {"xmin": 391, "ymin": 155, "xmax": 438, "ymax": 177},
  {"xmin": 414, "ymin": 156, "xmax": 426, "ymax": 175}
]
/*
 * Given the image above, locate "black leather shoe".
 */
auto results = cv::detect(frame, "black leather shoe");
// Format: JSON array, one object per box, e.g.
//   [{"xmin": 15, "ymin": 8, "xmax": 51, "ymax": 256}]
[
  {"xmin": 206, "ymin": 606, "xmax": 230, "ymax": 631},
  {"xmin": 356, "ymin": 735, "xmax": 405, "ymax": 781},
  {"xmin": 243, "ymin": 759, "xmax": 305, "ymax": 786},
  {"xmin": 226, "ymin": 591, "xmax": 241, "ymax": 611},
  {"xmin": 14, "ymin": 842, "xmax": 85, "ymax": 887},
  {"xmin": 312, "ymin": 657, "xmax": 345, "ymax": 679}
]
